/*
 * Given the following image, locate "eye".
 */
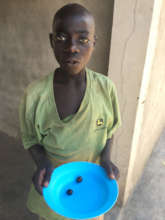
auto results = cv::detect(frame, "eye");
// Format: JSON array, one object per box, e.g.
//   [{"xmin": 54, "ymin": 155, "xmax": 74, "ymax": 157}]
[
  {"xmin": 79, "ymin": 38, "xmax": 90, "ymax": 44},
  {"xmin": 55, "ymin": 34, "xmax": 67, "ymax": 42}
]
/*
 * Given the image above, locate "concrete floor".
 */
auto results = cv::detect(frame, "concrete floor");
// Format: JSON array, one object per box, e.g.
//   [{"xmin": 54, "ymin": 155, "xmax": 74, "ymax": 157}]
[
  {"xmin": 0, "ymin": 129, "xmax": 165, "ymax": 220},
  {"xmin": 105, "ymin": 129, "xmax": 165, "ymax": 220}
]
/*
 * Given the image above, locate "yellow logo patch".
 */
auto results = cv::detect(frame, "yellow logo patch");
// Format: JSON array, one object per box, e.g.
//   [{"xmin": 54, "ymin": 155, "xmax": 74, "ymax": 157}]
[{"xmin": 96, "ymin": 118, "xmax": 104, "ymax": 126}]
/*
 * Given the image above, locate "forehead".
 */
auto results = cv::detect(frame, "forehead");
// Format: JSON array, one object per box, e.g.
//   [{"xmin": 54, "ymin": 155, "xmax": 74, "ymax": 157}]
[{"xmin": 53, "ymin": 14, "xmax": 95, "ymax": 35}]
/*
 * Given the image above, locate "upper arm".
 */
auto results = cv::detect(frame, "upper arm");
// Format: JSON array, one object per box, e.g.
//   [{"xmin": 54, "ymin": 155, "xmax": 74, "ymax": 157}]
[
  {"xmin": 107, "ymin": 81, "xmax": 122, "ymax": 139},
  {"xmin": 19, "ymin": 92, "xmax": 38, "ymax": 149}
]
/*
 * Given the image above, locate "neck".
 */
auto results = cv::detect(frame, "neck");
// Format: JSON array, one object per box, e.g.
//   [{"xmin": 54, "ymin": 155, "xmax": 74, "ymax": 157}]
[{"xmin": 54, "ymin": 68, "xmax": 86, "ymax": 84}]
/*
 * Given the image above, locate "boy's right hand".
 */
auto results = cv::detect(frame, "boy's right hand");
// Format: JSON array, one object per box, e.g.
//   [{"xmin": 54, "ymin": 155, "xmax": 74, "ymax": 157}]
[{"xmin": 32, "ymin": 160, "xmax": 54, "ymax": 195}]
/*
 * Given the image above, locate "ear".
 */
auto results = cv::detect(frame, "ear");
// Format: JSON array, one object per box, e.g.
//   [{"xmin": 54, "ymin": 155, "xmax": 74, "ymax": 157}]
[
  {"xmin": 93, "ymin": 35, "xmax": 97, "ymax": 47},
  {"xmin": 49, "ymin": 33, "xmax": 55, "ymax": 49}
]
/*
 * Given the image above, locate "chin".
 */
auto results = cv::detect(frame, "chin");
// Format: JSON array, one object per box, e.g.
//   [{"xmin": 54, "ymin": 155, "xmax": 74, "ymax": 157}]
[{"xmin": 61, "ymin": 65, "xmax": 85, "ymax": 76}]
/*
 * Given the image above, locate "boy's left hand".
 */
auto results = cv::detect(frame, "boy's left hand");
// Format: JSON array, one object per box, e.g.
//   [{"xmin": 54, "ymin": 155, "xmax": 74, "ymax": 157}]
[{"xmin": 100, "ymin": 159, "xmax": 120, "ymax": 180}]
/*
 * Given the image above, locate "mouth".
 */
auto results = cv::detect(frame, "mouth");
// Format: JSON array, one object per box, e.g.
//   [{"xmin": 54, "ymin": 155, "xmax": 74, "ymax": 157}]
[{"xmin": 64, "ymin": 59, "xmax": 80, "ymax": 65}]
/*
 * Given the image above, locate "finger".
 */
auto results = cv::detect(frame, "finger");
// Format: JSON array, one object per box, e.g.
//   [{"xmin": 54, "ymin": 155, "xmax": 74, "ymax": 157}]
[
  {"xmin": 43, "ymin": 167, "xmax": 53, "ymax": 187},
  {"xmin": 104, "ymin": 161, "xmax": 114, "ymax": 179},
  {"xmin": 109, "ymin": 172, "xmax": 115, "ymax": 179},
  {"xmin": 38, "ymin": 168, "xmax": 46, "ymax": 186},
  {"xmin": 111, "ymin": 162, "xmax": 120, "ymax": 180},
  {"xmin": 112, "ymin": 166, "xmax": 120, "ymax": 180},
  {"xmin": 32, "ymin": 171, "xmax": 43, "ymax": 195},
  {"xmin": 43, "ymin": 181, "xmax": 49, "ymax": 187},
  {"xmin": 101, "ymin": 161, "xmax": 114, "ymax": 179},
  {"xmin": 108, "ymin": 165, "xmax": 116, "ymax": 179},
  {"xmin": 36, "ymin": 168, "xmax": 46, "ymax": 194}
]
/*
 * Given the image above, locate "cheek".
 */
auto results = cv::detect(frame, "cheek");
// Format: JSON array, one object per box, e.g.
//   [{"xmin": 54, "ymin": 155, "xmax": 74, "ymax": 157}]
[
  {"xmin": 53, "ymin": 45, "xmax": 62, "ymax": 60},
  {"xmin": 82, "ymin": 48, "xmax": 94, "ymax": 63}
]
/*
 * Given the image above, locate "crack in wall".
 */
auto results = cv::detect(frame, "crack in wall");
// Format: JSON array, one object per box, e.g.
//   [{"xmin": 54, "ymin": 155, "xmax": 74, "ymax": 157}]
[
  {"xmin": 113, "ymin": 0, "xmax": 138, "ymax": 204},
  {"xmin": 120, "ymin": 0, "xmax": 138, "ymax": 108},
  {"xmin": 115, "ymin": 0, "xmax": 138, "ymax": 151}
]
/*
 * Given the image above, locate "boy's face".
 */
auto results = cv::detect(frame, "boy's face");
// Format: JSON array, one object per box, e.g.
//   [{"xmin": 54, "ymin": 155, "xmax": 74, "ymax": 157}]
[{"xmin": 50, "ymin": 14, "xmax": 95, "ymax": 75}]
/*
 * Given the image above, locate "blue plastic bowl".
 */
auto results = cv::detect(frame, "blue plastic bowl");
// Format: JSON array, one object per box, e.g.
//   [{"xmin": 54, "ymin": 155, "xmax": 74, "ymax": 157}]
[{"xmin": 43, "ymin": 161, "xmax": 118, "ymax": 219}]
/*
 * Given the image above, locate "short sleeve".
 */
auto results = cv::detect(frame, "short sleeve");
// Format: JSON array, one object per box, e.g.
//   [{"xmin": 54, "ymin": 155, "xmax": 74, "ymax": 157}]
[
  {"xmin": 107, "ymin": 81, "xmax": 122, "ymax": 139},
  {"xmin": 19, "ymin": 92, "xmax": 39, "ymax": 149}
]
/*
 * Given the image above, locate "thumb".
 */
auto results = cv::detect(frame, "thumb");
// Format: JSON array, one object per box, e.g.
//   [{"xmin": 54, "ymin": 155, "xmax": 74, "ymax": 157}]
[
  {"xmin": 109, "ymin": 172, "xmax": 115, "ymax": 179},
  {"xmin": 43, "ymin": 181, "xmax": 49, "ymax": 187},
  {"xmin": 101, "ymin": 160, "xmax": 115, "ymax": 179},
  {"xmin": 108, "ymin": 165, "xmax": 115, "ymax": 179}
]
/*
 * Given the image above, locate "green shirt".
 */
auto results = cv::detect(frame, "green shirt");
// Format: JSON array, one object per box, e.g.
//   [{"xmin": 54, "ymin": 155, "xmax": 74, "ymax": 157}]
[{"xmin": 19, "ymin": 68, "xmax": 121, "ymax": 220}]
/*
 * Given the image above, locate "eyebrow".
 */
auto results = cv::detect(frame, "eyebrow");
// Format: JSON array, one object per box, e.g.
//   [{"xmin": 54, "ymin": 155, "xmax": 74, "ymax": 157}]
[
  {"xmin": 75, "ymin": 30, "xmax": 89, "ymax": 34},
  {"xmin": 54, "ymin": 29, "xmax": 90, "ymax": 36}
]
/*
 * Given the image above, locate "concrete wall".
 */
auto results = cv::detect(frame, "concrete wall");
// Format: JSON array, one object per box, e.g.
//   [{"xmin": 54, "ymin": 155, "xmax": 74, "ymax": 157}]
[
  {"xmin": 125, "ymin": 0, "xmax": 165, "ymax": 202},
  {"xmin": 108, "ymin": 0, "xmax": 155, "ymax": 204},
  {"xmin": 109, "ymin": 0, "xmax": 165, "ymax": 204},
  {"xmin": 0, "ymin": 0, "xmax": 114, "ymax": 137}
]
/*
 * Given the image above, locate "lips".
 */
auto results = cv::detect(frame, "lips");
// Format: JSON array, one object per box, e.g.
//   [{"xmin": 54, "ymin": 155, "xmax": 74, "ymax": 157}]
[{"xmin": 64, "ymin": 58, "xmax": 80, "ymax": 65}]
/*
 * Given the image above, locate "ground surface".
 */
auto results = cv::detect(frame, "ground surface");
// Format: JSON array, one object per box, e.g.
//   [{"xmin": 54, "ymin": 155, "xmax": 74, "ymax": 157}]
[
  {"xmin": 0, "ymin": 130, "xmax": 165, "ymax": 220},
  {"xmin": 105, "ymin": 129, "xmax": 165, "ymax": 220}
]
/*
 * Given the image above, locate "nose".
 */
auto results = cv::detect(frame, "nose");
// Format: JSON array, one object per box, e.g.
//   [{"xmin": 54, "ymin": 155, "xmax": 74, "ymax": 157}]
[{"xmin": 64, "ymin": 38, "xmax": 80, "ymax": 53}]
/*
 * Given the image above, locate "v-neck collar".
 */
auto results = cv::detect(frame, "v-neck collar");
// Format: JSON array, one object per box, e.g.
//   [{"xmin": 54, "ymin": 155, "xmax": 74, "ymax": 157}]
[{"xmin": 49, "ymin": 67, "xmax": 91, "ymax": 125}]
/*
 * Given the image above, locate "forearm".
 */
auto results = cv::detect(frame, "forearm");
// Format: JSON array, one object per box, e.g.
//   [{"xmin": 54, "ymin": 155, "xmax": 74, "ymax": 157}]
[
  {"xmin": 28, "ymin": 144, "xmax": 54, "ymax": 194},
  {"xmin": 100, "ymin": 136, "xmax": 114, "ymax": 161},
  {"xmin": 100, "ymin": 136, "xmax": 120, "ymax": 179},
  {"xmin": 28, "ymin": 144, "xmax": 50, "ymax": 168}
]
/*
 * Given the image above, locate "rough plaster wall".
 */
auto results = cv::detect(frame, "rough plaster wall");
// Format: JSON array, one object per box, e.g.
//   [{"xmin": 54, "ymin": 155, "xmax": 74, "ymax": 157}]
[
  {"xmin": 108, "ymin": 0, "xmax": 155, "ymax": 204},
  {"xmin": 130, "ymin": 0, "xmax": 165, "ymax": 194},
  {"xmin": 0, "ymin": 0, "xmax": 113, "ymax": 137}
]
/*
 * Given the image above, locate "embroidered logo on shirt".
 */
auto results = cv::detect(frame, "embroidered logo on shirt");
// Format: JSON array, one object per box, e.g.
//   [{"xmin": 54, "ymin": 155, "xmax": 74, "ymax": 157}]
[{"xmin": 96, "ymin": 118, "xmax": 104, "ymax": 126}]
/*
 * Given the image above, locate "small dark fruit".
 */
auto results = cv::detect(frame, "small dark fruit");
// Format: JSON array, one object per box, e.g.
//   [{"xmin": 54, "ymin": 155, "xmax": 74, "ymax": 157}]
[
  {"xmin": 76, "ymin": 176, "xmax": 83, "ymax": 183},
  {"xmin": 66, "ymin": 189, "xmax": 73, "ymax": 195}
]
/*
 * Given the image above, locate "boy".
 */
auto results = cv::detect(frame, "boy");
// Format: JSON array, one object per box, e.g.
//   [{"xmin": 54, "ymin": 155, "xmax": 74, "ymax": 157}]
[{"xmin": 19, "ymin": 3, "xmax": 121, "ymax": 220}]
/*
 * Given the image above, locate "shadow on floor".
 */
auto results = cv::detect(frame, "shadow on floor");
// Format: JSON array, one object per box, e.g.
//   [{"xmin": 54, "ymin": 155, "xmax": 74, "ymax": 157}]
[{"xmin": 0, "ymin": 131, "xmax": 37, "ymax": 220}]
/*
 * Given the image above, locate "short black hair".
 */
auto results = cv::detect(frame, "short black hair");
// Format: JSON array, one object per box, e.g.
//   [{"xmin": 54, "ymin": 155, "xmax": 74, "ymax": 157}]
[{"xmin": 52, "ymin": 3, "xmax": 94, "ymax": 31}]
